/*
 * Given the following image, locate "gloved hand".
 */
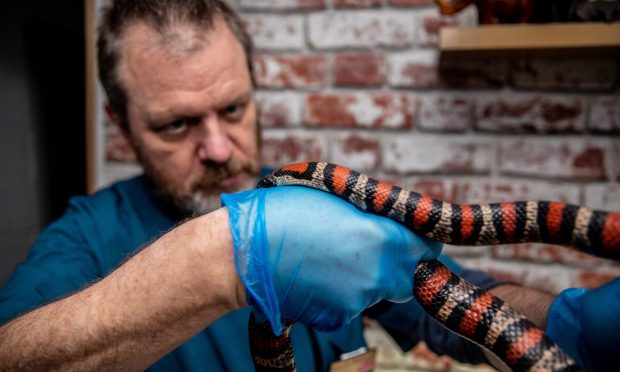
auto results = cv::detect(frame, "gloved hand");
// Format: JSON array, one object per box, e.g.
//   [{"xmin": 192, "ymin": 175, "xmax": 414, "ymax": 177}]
[
  {"xmin": 221, "ymin": 186, "xmax": 442, "ymax": 335},
  {"xmin": 546, "ymin": 277, "xmax": 620, "ymax": 372}
]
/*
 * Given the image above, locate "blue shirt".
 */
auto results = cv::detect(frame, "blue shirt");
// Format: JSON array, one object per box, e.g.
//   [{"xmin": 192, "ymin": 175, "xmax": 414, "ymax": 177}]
[{"xmin": 0, "ymin": 175, "xmax": 497, "ymax": 370}]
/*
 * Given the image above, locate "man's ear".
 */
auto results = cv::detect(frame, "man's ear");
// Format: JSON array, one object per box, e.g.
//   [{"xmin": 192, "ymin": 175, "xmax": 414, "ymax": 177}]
[{"xmin": 105, "ymin": 101, "xmax": 130, "ymax": 139}]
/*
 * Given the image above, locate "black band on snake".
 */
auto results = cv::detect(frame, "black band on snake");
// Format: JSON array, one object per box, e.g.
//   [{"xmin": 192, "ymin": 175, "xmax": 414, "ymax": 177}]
[{"xmin": 249, "ymin": 161, "xmax": 620, "ymax": 371}]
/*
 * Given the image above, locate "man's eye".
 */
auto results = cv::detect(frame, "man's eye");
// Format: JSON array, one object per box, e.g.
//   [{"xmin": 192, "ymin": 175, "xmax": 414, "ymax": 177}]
[
  {"xmin": 221, "ymin": 104, "xmax": 245, "ymax": 121},
  {"xmin": 162, "ymin": 120, "xmax": 187, "ymax": 134}
]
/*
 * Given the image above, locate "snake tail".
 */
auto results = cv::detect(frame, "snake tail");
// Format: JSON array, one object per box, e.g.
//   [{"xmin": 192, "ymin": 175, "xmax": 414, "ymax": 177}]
[
  {"xmin": 258, "ymin": 162, "xmax": 620, "ymax": 261},
  {"xmin": 248, "ymin": 312, "xmax": 296, "ymax": 372},
  {"xmin": 414, "ymin": 260, "xmax": 581, "ymax": 372}
]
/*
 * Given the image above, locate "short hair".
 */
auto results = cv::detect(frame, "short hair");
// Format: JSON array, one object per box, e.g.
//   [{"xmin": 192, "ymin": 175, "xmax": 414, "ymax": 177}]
[{"xmin": 97, "ymin": 0, "xmax": 254, "ymax": 130}]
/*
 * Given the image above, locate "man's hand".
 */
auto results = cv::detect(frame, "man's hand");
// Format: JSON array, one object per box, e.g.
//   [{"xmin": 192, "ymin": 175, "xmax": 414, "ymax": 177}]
[
  {"xmin": 546, "ymin": 277, "xmax": 620, "ymax": 371},
  {"xmin": 222, "ymin": 186, "xmax": 442, "ymax": 334}
]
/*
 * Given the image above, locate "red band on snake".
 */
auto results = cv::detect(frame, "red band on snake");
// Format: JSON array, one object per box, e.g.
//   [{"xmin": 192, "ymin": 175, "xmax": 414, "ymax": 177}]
[{"xmin": 250, "ymin": 161, "xmax": 619, "ymax": 371}]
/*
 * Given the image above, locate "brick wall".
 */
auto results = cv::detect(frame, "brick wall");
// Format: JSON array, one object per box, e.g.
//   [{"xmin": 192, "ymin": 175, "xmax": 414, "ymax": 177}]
[{"xmin": 102, "ymin": 2, "xmax": 620, "ymax": 293}]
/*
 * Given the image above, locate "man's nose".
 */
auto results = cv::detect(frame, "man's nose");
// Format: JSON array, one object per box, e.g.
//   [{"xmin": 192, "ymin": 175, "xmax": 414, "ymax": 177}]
[{"xmin": 196, "ymin": 116, "xmax": 233, "ymax": 163}]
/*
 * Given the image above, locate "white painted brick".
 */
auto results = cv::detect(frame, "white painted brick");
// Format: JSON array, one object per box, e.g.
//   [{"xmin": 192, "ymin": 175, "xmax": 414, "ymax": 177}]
[
  {"xmin": 242, "ymin": 14, "xmax": 305, "ymax": 51},
  {"xmin": 476, "ymin": 92, "xmax": 586, "ymax": 133},
  {"xmin": 254, "ymin": 54, "xmax": 327, "ymax": 88},
  {"xmin": 460, "ymin": 177, "xmax": 581, "ymax": 204},
  {"xmin": 255, "ymin": 91, "xmax": 302, "ymax": 127},
  {"xmin": 491, "ymin": 243, "xmax": 603, "ymax": 267},
  {"xmin": 589, "ymin": 95, "xmax": 620, "ymax": 133},
  {"xmin": 387, "ymin": 49, "xmax": 439, "ymax": 88},
  {"xmin": 308, "ymin": 11, "xmax": 415, "ymax": 49},
  {"xmin": 500, "ymin": 138, "xmax": 611, "ymax": 180},
  {"xmin": 261, "ymin": 129, "xmax": 329, "ymax": 168},
  {"xmin": 238, "ymin": 0, "xmax": 324, "ymax": 10},
  {"xmin": 584, "ymin": 184, "xmax": 620, "ymax": 211},
  {"xmin": 417, "ymin": 92, "xmax": 471, "ymax": 132},
  {"xmin": 329, "ymin": 131, "xmax": 381, "ymax": 171},
  {"xmin": 383, "ymin": 135, "xmax": 493, "ymax": 174},
  {"xmin": 100, "ymin": 163, "xmax": 143, "ymax": 190},
  {"xmin": 305, "ymin": 92, "xmax": 414, "ymax": 129},
  {"xmin": 347, "ymin": 94, "xmax": 411, "ymax": 128},
  {"xmin": 414, "ymin": 6, "xmax": 476, "ymax": 46},
  {"xmin": 404, "ymin": 176, "xmax": 461, "ymax": 203}
]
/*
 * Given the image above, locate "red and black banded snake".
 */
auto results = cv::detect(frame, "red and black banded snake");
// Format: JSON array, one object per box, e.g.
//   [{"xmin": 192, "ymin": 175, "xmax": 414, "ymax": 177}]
[{"xmin": 249, "ymin": 161, "xmax": 620, "ymax": 372}]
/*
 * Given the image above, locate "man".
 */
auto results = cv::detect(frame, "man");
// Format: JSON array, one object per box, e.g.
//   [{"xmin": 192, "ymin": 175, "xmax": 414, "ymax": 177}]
[{"xmin": 0, "ymin": 1, "xmax": 616, "ymax": 371}]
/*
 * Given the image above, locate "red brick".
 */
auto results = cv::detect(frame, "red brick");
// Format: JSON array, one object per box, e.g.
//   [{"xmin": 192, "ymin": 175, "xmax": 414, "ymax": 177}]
[
  {"xmin": 460, "ymin": 178, "xmax": 580, "ymax": 205},
  {"xmin": 405, "ymin": 177, "xmax": 460, "ymax": 203},
  {"xmin": 335, "ymin": 0, "xmax": 381, "ymax": 8},
  {"xmin": 492, "ymin": 243, "xmax": 605, "ymax": 266},
  {"xmin": 500, "ymin": 139, "xmax": 610, "ymax": 181},
  {"xmin": 334, "ymin": 53, "xmax": 385, "ymax": 87},
  {"xmin": 308, "ymin": 11, "xmax": 414, "ymax": 49},
  {"xmin": 260, "ymin": 130, "xmax": 327, "ymax": 169},
  {"xmin": 383, "ymin": 136, "xmax": 493, "ymax": 174},
  {"xmin": 305, "ymin": 93, "xmax": 414, "ymax": 129},
  {"xmin": 254, "ymin": 54, "xmax": 327, "ymax": 88},
  {"xmin": 584, "ymin": 184, "xmax": 620, "ymax": 212},
  {"xmin": 105, "ymin": 124, "xmax": 135, "ymax": 162},
  {"xmin": 388, "ymin": 0, "xmax": 434, "ymax": 5},
  {"xmin": 589, "ymin": 96, "xmax": 620, "ymax": 133},
  {"xmin": 476, "ymin": 93, "xmax": 586, "ymax": 133},
  {"xmin": 512, "ymin": 56, "xmax": 618, "ymax": 91},
  {"xmin": 255, "ymin": 92, "xmax": 302, "ymax": 128},
  {"xmin": 238, "ymin": 0, "xmax": 325, "ymax": 10},
  {"xmin": 418, "ymin": 93, "xmax": 471, "ymax": 132},
  {"xmin": 242, "ymin": 15, "xmax": 304, "ymax": 51},
  {"xmin": 418, "ymin": 13, "xmax": 459, "ymax": 46},
  {"xmin": 388, "ymin": 50, "xmax": 441, "ymax": 88},
  {"xmin": 388, "ymin": 51, "xmax": 507, "ymax": 88},
  {"xmin": 330, "ymin": 133, "xmax": 381, "ymax": 172},
  {"xmin": 576, "ymin": 270, "xmax": 620, "ymax": 289}
]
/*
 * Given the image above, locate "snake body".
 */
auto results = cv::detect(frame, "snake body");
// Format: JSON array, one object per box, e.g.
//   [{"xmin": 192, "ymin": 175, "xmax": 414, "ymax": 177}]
[{"xmin": 250, "ymin": 161, "xmax": 620, "ymax": 371}]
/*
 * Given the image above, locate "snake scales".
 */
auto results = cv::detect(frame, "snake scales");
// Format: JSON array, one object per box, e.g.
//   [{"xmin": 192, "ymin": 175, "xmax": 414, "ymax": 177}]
[{"xmin": 249, "ymin": 161, "xmax": 620, "ymax": 372}]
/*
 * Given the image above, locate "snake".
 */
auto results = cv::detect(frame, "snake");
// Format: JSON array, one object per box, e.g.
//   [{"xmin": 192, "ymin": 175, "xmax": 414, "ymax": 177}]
[{"xmin": 248, "ymin": 161, "xmax": 620, "ymax": 372}]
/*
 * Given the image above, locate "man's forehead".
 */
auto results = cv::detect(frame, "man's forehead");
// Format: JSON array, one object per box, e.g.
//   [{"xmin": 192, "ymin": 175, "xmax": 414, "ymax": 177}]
[
  {"xmin": 117, "ymin": 16, "xmax": 246, "ymax": 85},
  {"xmin": 120, "ymin": 21, "xmax": 214, "ymax": 61},
  {"xmin": 116, "ymin": 18, "xmax": 252, "ymax": 122},
  {"xmin": 120, "ymin": 19, "xmax": 244, "ymax": 81}
]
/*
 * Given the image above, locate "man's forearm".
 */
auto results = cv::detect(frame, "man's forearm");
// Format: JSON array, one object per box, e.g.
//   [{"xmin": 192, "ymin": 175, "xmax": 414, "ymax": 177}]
[
  {"xmin": 481, "ymin": 283, "xmax": 556, "ymax": 371},
  {"xmin": 490, "ymin": 283, "xmax": 555, "ymax": 329},
  {"xmin": 0, "ymin": 208, "xmax": 245, "ymax": 371}
]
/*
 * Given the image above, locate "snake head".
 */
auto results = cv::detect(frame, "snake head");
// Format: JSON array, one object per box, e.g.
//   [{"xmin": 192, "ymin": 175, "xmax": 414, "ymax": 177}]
[
  {"xmin": 258, "ymin": 162, "xmax": 321, "ymax": 189},
  {"xmin": 257, "ymin": 174, "xmax": 277, "ymax": 188}
]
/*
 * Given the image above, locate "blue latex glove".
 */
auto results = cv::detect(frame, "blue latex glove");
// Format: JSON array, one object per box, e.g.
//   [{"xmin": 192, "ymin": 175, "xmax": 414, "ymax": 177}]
[
  {"xmin": 221, "ymin": 186, "xmax": 442, "ymax": 335},
  {"xmin": 546, "ymin": 277, "xmax": 620, "ymax": 371}
]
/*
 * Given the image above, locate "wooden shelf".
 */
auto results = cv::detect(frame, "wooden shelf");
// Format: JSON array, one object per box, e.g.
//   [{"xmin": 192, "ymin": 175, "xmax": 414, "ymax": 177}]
[{"xmin": 440, "ymin": 22, "xmax": 620, "ymax": 53}]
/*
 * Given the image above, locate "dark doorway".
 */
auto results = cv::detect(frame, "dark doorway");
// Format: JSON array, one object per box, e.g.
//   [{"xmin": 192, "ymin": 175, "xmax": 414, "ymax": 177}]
[{"xmin": 0, "ymin": 1, "xmax": 85, "ymax": 285}]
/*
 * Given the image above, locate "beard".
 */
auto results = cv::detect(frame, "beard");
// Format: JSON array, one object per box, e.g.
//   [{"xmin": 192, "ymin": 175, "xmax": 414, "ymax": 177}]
[{"xmin": 134, "ymin": 147, "xmax": 260, "ymax": 218}]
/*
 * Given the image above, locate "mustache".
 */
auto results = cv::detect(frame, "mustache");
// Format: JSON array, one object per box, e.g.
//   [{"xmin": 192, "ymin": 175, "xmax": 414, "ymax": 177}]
[{"xmin": 190, "ymin": 159, "xmax": 258, "ymax": 191}]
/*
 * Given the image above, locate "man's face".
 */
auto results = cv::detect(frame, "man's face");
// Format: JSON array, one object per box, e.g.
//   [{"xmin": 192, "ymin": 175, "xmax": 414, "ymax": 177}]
[{"xmin": 115, "ymin": 18, "xmax": 260, "ymax": 215}]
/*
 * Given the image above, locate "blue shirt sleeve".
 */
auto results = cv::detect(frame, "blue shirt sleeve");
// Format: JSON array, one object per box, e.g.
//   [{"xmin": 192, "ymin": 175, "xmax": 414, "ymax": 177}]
[{"xmin": 0, "ymin": 197, "xmax": 105, "ymax": 325}]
